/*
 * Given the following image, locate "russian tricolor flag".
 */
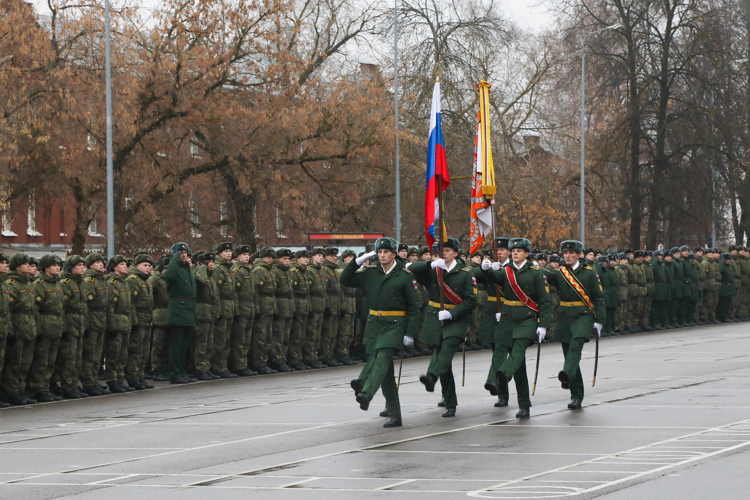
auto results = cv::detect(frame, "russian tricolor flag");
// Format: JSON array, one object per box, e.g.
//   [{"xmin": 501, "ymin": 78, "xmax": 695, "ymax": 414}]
[{"xmin": 425, "ymin": 80, "xmax": 450, "ymax": 247}]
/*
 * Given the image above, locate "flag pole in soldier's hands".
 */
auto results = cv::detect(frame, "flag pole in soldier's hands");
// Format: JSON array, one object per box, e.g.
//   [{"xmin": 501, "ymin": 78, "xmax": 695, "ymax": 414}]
[
  {"xmin": 397, "ymin": 345, "xmax": 404, "ymax": 388},
  {"xmin": 592, "ymin": 327, "xmax": 599, "ymax": 387}
]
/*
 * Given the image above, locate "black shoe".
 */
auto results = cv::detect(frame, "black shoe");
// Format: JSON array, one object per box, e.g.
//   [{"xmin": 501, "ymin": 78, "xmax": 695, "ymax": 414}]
[
  {"xmin": 218, "ymin": 370, "xmax": 239, "ymax": 378},
  {"xmin": 558, "ymin": 370, "xmax": 570, "ymax": 390},
  {"xmin": 122, "ymin": 384, "xmax": 136, "ymax": 392},
  {"xmin": 350, "ymin": 379, "xmax": 364, "ymax": 394},
  {"xmin": 568, "ymin": 398, "xmax": 582, "ymax": 410},
  {"xmin": 75, "ymin": 389, "xmax": 89, "ymax": 398},
  {"xmin": 130, "ymin": 381, "xmax": 147, "ymax": 390},
  {"xmin": 419, "ymin": 373, "xmax": 436, "ymax": 392},
  {"xmin": 301, "ymin": 363, "xmax": 312, "ymax": 370},
  {"xmin": 238, "ymin": 368, "xmax": 256, "ymax": 376},
  {"xmin": 255, "ymin": 366, "xmax": 273, "ymax": 375},
  {"xmin": 494, "ymin": 398, "xmax": 508, "ymax": 408},
  {"xmin": 437, "ymin": 397, "xmax": 446, "ymax": 407},
  {"xmin": 324, "ymin": 359, "xmax": 342, "ymax": 367},
  {"xmin": 516, "ymin": 408, "xmax": 530, "ymax": 419},
  {"xmin": 275, "ymin": 364, "xmax": 295, "ymax": 373},
  {"xmin": 186, "ymin": 376, "xmax": 198, "ymax": 383},
  {"xmin": 108, "ymin": 382, "xmax": 126, "ymax": 394},
  {"xmin": 356, "ymin": 392, "xmax": 371, "ymax": 411},
  {"xmin": 0, "ymin": 401, "xmax": 9, "ymax": 408},
  {"xmin": 484, "ymin": 381, "xmax": 499, "ymax": 396},
  {"xmin": 143, "ymin": 372, "xmax": 153, "ymax": 380},
  {"xmin": 23, "ymin": 395, "xmax": 36, "ymax": 404},
  {"xmin": 51, "ymin": 384, "xmax": 63, "ymax": 396},
  {"xmin": 170, "ymin": 378, "xmax": 190, "ymax": 384},
  {"xmin": 62, "ymin": 390, "xmax": 81, "ymax": 400},
  {"xmin": 340, "ymin": 358, "xmax": 357, "ymax": 365},
  {"xmin": 496, "ymin": 370, "xmax": 509, "ymax": 396},
  {"xmin": 139, "ymin": 379, "xmax": 155, "ymax": 389},
  {"xmin": 383, "ymin": 418, "xmax": 402, "ymax": 428},
  {"xmin": 196, "ymin": 372, "xmax": 212, "ymax": 381},
  {"xmin": 310, "ymin": 361, "xmax": 326, "ymax": 369},
  {"xmin": 442, "ymin": 408, "xmax": 456, "ymax": 417},
  {"xmin": 379, "ymin": 408, "xmax": 389, "ymax": 417},
  {"xmin": 35, "ymin": 392, "xmax": 56, "ymax": 403},
  {"xmin": 9, "ymin": 394, "xmax": 28, "ymax": 406},
  {"xmin": 98, "ymin": 385, "xmax": 111, "ymax": 395},
  {"xmin": 290, "ymin": 363, "xmax": 306, "ymax": 371},
  {"xmin": 153, "ymin": 373, "xmax": 170, "ymax": 382},
  {"xmin": 84, "ymin": 386, "xmax": 102, "ymax": 397}
]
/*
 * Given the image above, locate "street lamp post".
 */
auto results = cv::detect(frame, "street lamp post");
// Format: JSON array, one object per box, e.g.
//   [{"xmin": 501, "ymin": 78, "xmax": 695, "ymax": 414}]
[
  {"xmin": 394, "ymin": 0, "xmax": 401, "ymax": 242},
  {"xmin": 580, "ymin": 24, "xmax": 620, "ymax": 246},
  {"xmin": 105, "ymin": 0, "xmax": 114, "ymax": 258}
]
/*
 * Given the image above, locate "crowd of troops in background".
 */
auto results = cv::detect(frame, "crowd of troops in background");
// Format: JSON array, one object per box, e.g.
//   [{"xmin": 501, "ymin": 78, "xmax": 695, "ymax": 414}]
[{"xmin": 0, "ymin": 240, "xmax": 746, "ymax": 408}]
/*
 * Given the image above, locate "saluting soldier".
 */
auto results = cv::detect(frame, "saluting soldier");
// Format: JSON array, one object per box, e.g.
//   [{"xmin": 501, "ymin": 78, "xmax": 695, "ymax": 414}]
[
  {"xmin": 481, "ymin": 238, "xmax": 550, "ymax": 418},
  {"xmin": 543, "ymin": 241, "xmax": 605, "ymax": 409},
  {"xmin": 341, "ymin": 238, "xmax": 420, "ymax": 428},
  {"xmin": 411, "ymin": 238, "xmax": 478, "ymax": 418},
  {"xmin": 288, "ymin": 250, "xmax": 311, "ymax": 370},
  {"xmin": 164, "ymin": 243, "xmax": 199, "ymax": 384},
  {"xmin": 230, "ymin": 245, "xmax": 256, "ymax": 376}
]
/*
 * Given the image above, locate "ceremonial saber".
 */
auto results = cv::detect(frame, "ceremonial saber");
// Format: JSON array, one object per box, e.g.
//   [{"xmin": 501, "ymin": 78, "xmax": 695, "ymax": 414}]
[
  {"xmin": 532, "ymin": 338, "xmax": 541, "ymax": 396},
  {"xmin": 397, "ymin": 345, "xmax": 404, "ymax": 388},
  {"xmin": 592, "ymin": 327, "xmax": 599, "ymax": 387}
]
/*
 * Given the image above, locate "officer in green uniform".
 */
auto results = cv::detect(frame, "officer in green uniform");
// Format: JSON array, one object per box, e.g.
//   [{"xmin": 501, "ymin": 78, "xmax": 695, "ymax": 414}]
[
  {"xmin": 81, "ymin": 254, "xmax": 110, "ymax": 394},
  {"xmin": 625, "ymin": 253, "xmax": 640, "ymax": 333},
  {"xmin": 56, "ymin": 256, "xmax": 90, "ymax": 398},
  {"xmin": 482, "ymin": 238, "xmax": 549, "ymax": 418},
  {"xmin": 288, "ymin": 250, "xmax": 311, "ymax": 370},
  {"xmin": 0, "ymin": 253, "xmax": 9, "ymax": 407},
  {"xmin": 662, "ymin": 252, "xmax": 674, "ymax": 328},
  {"xmin": 411, "ymin": 238, "xmax": 477, "ymax": 417},
  {"xmin": 194, "ymin": 252, "xmax": 220, "ymax": 380},
  {"xmin": 341, "ymin": 237, "xmax": 420, "ymax": 428},
  {"xmin": 304, "ymin": 248, "xmax": 327, "ymax": 368},
  {"xmin": 717, "ymin": 253, "xmax": 735, "ymax": 321},
  {"xmin": 335, "ymin": 250, "xmax": 358, "ymax": 364},
  {"xmin": 211, "ymin": 242, "xmax": 238, "ymax": 378},
  {"xmin": 269, "ymin": 249, "xmax": 296, "ymax": 372},
  {"xmin": 126, "ymin": 254, "xmax": 154, "ymax": 390},
  {"xmin": 164, "ymin": 243, "xmax": 198, "ymax": 384},
  {"xmin": 670, "ymin": 248, "xmax": 684, "ymax": 326},
  {"xmin": 29, "ymin": 255, "xmax": 64, "ymax": 401},
  {"xmin": 544, "ymin": 241, "xmax": 605, "ymax": 409},
  {"xmin": 230, "ymin": 245, "xmax": 256, "ymax": 376},
  {"xmin": 105, "ymin": 255, "xmax": 137, "ymax": 393},
  {"xmin": 614, "ymin": 254, "xmax": 629, "ymax": 333},
  {"xmin": 320, "ymin": 247, "xmax": 342, "ymax": 366},
  {"xmin": 148, "ymin": 256, "xmax": 171, "ymax": 381},
  {"xmin": 739, "ymin": 247, "xmax": 750, "ymax": 319}
]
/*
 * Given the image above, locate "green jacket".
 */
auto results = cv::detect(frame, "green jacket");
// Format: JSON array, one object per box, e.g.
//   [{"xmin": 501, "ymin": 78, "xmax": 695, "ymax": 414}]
[
  {"xmin": 84, "ymin": 269, "xmax": 108, "ymax": 332},
  {"xmin": 339, "ymin": 259, "xmax": 419, "ymax": 350},
  {"xmin": 271, "ymin": 260, "xmax": 295, "ymax": 318},
  {"xmin": 6, "ymin": 271, "xmax": 37, "ymax": 341},
  {"xmin": 34, "ymin": 272, "xmax": 64, "ymax": 340},
  {"xmin": 232, "ymin": 261, "xmax": 256, "ymax": 318},
  {"xmin": 703, "ymin": 258, "xmax": 720, "ymax": 292},
  {"xmin": 212, "ymin": 255, "xmax": 236, "ymax": 319},
  {"xmin": 545, "ymin": 260, "xmax": 605, "ymax": 342},
  {"xmin": 472, "ymin": 265, "xmax": 504, "ymax": 344},
  {"xmin": 148, "ymin": 271, "xmax": 169, "ymax": 326},
  {"xmin": 106, "ymin": 273, "xmax": 135, "ymax": 332},
  {"xmin": 671, "ymin": 257, "xmax": 684, "ymax": 299},
  {"xmin": 626, "ymin": 262, "xmax": 639, "ymax": 298},
  {"xmin": 729, "ymin": 255, "xmax": 742, "ymax": 290},
  {"xmin": 0, "ymin": 278, "xmax": 10, "ymax": 338},
  {"xmin": 321, "ymin": 260, "xmax": 341, "ymax": 314},
  {"xmin": 663, "ymin": 261, "xmax": 674, "ymax": 297},
  {"xmin": 644, "ymin": 261, "xmax": 655, "ymax": 296},
  {"xmin": 163, "ymin": 257, "xmax": 198, "ymax": 327},
  {"xmin": 606, "ymin": 263, "xmax": 621, "ymax": 307},
  {"xmin": 485, "ymin": 260, "xmax": 550, "ymax": 343},
  {"xmin": 128, "ymin": 270, "xmax": 154, "ymax": 327},
  {"xmin": 252, "ymin": 260, "xmax": 277, "ymax": 316},
  {"xmin": 290, "ymin": 261, "xmax": 310, "ymax": 317},
  {"xmin": 633, "ymin": 261, "xmax": 647, "ymax": 296},
  {"xmin": 409, "ymin": 259, "xmax": 478, "ymax": 343},
  {"xmin": 306, "ymin": 261, "xmax": 327, "ymax": 314},
  {"xmin": 596, "ymin": 263, "xmax": 611, "ymax": 308},
  {"xmin": 738, "ymin": 255, "xmax": 750, "ymax": 288},
  {"xmin": 683, "ymin": 259, "xmax": 699, "ymax": 301},
  {"xmin": 719, "ymin": 260, "xmax": 735, "ymax": 297},
  {"xmin": 59, "ymin": 271, "xmax": 88, "ymax": 338},
  {"xmin": 614, "ymin": 264, "xmax": 629, "ymax": 302},
  {"xmin": 337, "ymin": 261, "xmax": 357, "ymax": 315},
  {"xmin": 652, "ymin": 259, "xmax": 667, "ymax": 301},
  {"xmin": 195, "ymin": 265, "xmax": 219, "ymax": 323}
]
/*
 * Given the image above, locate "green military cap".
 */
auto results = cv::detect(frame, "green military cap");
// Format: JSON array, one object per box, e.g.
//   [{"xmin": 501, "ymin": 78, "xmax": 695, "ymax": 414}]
[
  {"xmin": 85, "ymin": 253, "xmax": 105, "ymax": 267},
  {"xmin": 9, "ymin": 253, "xmax": 29, "ymax": 270},
  {"xmin": 670, "ymin": 247, "xmax": 680, "ymax": 255},
  {"xmin": 172, "ymin": 242, "xmax": 190, "ymax": 254},
  {"xmin": 617, "ymin": 252, "xmax": 628, "ymax": 260},
  {"xmin": 607, "ymin": 254, "xmax": 617, "ymax": 261},
  {"xmin": 64, "ymin": 255, "xmax": 86, "ymax": 271},
  {"xmin": 722, "ymin": 252, "xmax": 732, "ymax": 260},
  {"xmin": 134, "ymin": 254, "xmax": 155, "ymax": 266},
  {"xmin": 441, "ymin": 238, "xmax": 461, "ymax": 252},
  {"xmin": 407, "ymin": 247, "xmax": 418, "ymax": 257},
  {"xmin": 645, "ymin": 250, "xmax": 653, "ymax": 256},
  {"xmin": 133, "ymin": 251, "xmax": 149, "ymax": 259},
  {"xmin": 693, "ymin": 246, "xmax": 703, "ymax": 253},
  {"xmin": 258, "ymin": 246, "xmax": 276, "ymax": 258},
  {"xmin": 28, "ymin": 256, "xmax": 38, "ymax": 266},
  {"xmin": 107, "ymin": 255, "xmax": 127, "ymax": 273},
  {"xmin": 203, "ymin": 252, "xmax": 215, "ymax": 262},
  {"xmin": 549, "ymin": 255, "xmax": 560, "ymax": 263},
  {"xmin": 458, "ymin": 249, "xmax": 469, "ymax": 259},
  {"xmin": 236, "ymin": 245, "xmax": 251, "ymax": 256},
  {"xmin": 679, "ymin": 245, "xmax": 690, "ymax": 251},
  {"xmin": 397, "ymin": 243, "xmax": 408, "ymax": 252},
  {"xmin": 655, "ymin": 250, "xmax": 664, "ymax": 257},
  {"xmin": 729, "ymin": 244, "xmax": 738, "ymax": 251},
  {"xmin": 325, "ymin": 247, "xmax": 339, "ymax": 257},
  {"xmin": 295, "ymin": 249, "xmax": 311, "ymax": 259},
  {"xmin": 311, "ymin": 247, "xmax": 326, "ymax": 257},
  {"xmin": 374, "ymin": 237, "xmax": 398, "ymax": 253},
  {"xmin": 714, "ymin": 247, "xmax": 722, "ymax": 254},
  {"xmin": 597, "ymin": 255, "xmax": 607, "ymax": 262},
  {"xmin": 39, "ymin": 255, "xmax": 61, "ymax": 270},
  {"xmin": 536, "ymin": 253, "xmax": 547, "ymax": 261},
  {"xmin": 634, "ymin": 250, "xmax": 644, "ymax": 258},
  {"xmin": 560, "ymin": 240, "xmax": 583, "ymax": 253},
  {"xmin": 0, "ymin": 252, "xmax": 8, "ymax": 263},
  {"xmin": 496, "ymin": 237, "xmax": 510, "ymax": 249},
  {"xmin": 482, "ymin": 249, "xmax": 493, "ymax": 258},
  {"xmin": 276, "ymin": 248, "xmax": 293, "ymax": 259},
  {"xmin": 216, "ymin": 242, "xmax": 233, "ymax": 253},
  {"xmin": 529, "ymin": 253, "xmax": 537, "ymax": 260},
  {"xmin": 419, "ymin": 245, "xmax": 431, "ymax": 257},
  {"xmin": 340, "ymin": 249, "xmax": 356, "ymax": 260},
  {"xmin": 193, "ymin": 251, "xmax": 205, "ymax": 263},
  {"xmin": 584, "ymin": 247, "xmax": 595, "ymax": 255},
  {"xmin": 509, "ymin": 238, "xmax": 531, "ymax": 252}
]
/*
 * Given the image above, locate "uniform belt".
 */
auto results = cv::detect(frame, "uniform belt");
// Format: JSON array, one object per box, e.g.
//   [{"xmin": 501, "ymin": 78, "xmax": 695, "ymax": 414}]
[
  {"xmin": 428, "ymin": 301, "xmax": 456, "ymax": 309},
  {"xmin": 503, "ymin": 300, "xmax": 525, "ymax": 307},
  {"xmin": 369, "ymin": 310, "xmax": 407, "ymax": 317},
  {"xmin": 169, "ymin": 296, "xmax": 195, "ymax": 301},
  {"xmin": 486, "ymin": 296, "xmax": 505, "ymax": 303},
  {"xmin": 560, "ymin": 301, "xmax": 586, "ymax": 307}
]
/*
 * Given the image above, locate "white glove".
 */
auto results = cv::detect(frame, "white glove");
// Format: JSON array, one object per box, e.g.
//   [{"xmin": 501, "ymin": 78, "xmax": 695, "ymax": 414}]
[
  {"xmin": 438, "ymin": 310, "xmax": 452, "ymax": 321},
  {"xmin": 495, "ymin": 313, "xmax": 502, "ymax": 322},
  {"xmin": 403, "ymin": 335, "xmax": 414, "ymax": 346},
  {"xmin": 594, "ymin": 322, "xmax": 603, "ymax": 337},
  {"xmin": 491, "ymin": 261, "xmax": 501, "ymax": 271},
  {"xmin": 356, "ymin": 251, "xmax": 376, "ymax": 266},
  {"xmin": 481, "ymin": 260, "xmax": 491, "ymax": 271},
  {"xmin": 431, "ymin": 258, "xmax": 447, "ymax": 270},
  {"xmin": 537, "ymin": 327, "xmax": 547, "ymax": 342}
]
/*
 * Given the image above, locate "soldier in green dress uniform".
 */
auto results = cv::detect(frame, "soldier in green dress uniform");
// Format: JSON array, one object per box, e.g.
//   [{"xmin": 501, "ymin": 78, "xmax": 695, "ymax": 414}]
[{"xmin": 411, "ymin": 238, "xmax": 477, "ymax": 417}]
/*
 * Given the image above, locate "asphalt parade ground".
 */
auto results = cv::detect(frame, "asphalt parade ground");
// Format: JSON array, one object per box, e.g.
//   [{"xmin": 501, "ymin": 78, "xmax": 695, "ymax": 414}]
[{"xmin": 1, "ymin": 324, "xmax": 750, "ymax": 499}]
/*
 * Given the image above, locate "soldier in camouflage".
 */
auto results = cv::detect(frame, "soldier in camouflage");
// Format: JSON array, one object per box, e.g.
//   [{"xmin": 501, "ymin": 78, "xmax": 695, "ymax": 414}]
[
  {"xmin": 194, "ymin": 252, "xmax": 220, "ymax": 380},
  {"xmin": 210, "ymin": 242, "xmax": 238, "ymax": 379},
  {"xmin": 320, "ymin": 247, "xmax": 342, "ymax": 367},
  {"xmin": 304, "ymin": 247, "xmax": 327, "ymax": 369},
  {"xmin": 335, "ymin": 249, "xmax": 358, "ymax": 364},
  {"xmin": 269, "ymin": 249, "xmax": 296, "ymax": 372},
  {"xmin": 250, "ymin": 247, "xmax": 277, "ymax": 374},
  {"xmin": 56, "ymin": 256, "xmax": 90, "ymax": 398},
  {"xmin": 230, "ymin": 245, "xmax": 256, "ymax": 376},
  {"xmin": 288, "ymin": 250, "xmax": 311, "ymax": 371}
]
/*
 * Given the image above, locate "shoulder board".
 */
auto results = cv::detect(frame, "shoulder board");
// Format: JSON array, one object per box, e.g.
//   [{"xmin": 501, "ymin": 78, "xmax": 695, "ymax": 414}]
[
  {"xmin": 110, "ymin": 279, "xmax": 117, "ymax": 285},
  {"xmin": 217, "ymin": 264, "xmax": 223, "ymax": 268},
  {"xmin": 87, "ymin": 277, "xmax": 94, "ymax": 282},
  {"xmin": 584, "ymin": 265, "xmax": 594, "ymax": 270},
  {"xmin": 34, "ymin": 278, "xmax": 43, "ymax": 283},
  {"xmin": 401, "ymin": 268, "xmax": 412, "ymax": 274},
  {"xmin": 530, "ymin": 265, "xmax": 540, "ymax": 270},
  {"xmin": 129, "ymin": 274, "xmax": 137, "ymax": 278},
  {"xmin": 7, "ymin": 279, "xmax": 14, "ymax": 285},
  {"xmin": 460, "ymin": 266, "xmax": 472, "ymax": 272},
  {"xmin": 307, "ymin": 265, "xmax": 312, "ymax": 270},
  {"xmin": 62, "ymin": 278, "xmax": 71, "ymax": 284}
]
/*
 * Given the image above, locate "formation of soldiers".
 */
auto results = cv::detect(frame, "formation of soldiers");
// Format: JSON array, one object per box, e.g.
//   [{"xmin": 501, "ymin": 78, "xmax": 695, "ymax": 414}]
[{"xmin": 0, "ymin": 240, "xmax": 746, "ymax": 410}]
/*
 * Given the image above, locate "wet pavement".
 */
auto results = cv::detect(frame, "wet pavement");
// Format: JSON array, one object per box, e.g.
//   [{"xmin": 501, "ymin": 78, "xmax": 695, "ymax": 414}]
[{"xmin": 1, "ymin": 322, "xmax": 749, "ymax": 499}]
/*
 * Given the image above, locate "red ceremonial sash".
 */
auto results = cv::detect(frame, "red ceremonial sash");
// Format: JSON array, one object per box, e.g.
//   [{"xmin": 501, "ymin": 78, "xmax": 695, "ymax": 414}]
[
  {"xmin": 505, "ymin": 265, "xmax": 539, "ymax": 313},
  {"xmin": 559, "ymin": 265, "xmax": 595, "ymax": 313},
  {"xmin": 436, "ymin": 268, "xmax": 463, "ymax": 306}
]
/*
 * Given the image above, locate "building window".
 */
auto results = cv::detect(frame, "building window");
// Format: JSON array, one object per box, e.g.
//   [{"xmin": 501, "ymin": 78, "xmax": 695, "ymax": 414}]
[
  {"xmin": 190, "ymin": 143, "xmax": 201, "ymax": 158},
  {"xmin": 87, "ymin": 134, "xmax": 96, "ymax": 150},
  {"xmin": 2, "ymin": 204, "xmax": 17, "ymax": 237},
  {"xmin": 88, "ymin": 219, "xmax": 103, "ymax": 237},
  {"xmin": 27, "ymin": 193, "xmax": 42, "ymax": 237},
  {"xmin": 220, "ymin": 202, "xmax": 228, "ymax": 238},
  {"xmin": 190, "ymin": 195, "xmax": 201, "ymax": 238},
  {"xmin": 276, "ymin": 207, "xmax": 286, "ymax": 239}
]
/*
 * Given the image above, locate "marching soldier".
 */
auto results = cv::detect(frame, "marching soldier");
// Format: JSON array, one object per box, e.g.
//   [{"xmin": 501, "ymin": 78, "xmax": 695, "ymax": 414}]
[
  {"xmin": 544, "ymin": 241, "xmax": 605, "ymax": 409},
  {"xmin": 211, "ymin": 242, "xmax": 238, "ymax": 379},
  {"xmin": 250, "ymin": 247, "xmax": 278, "ymax": 374},
  {"xmin": 126, "ymin": 254, "xmax": 155, "ymax": 390},
  {"xmin": 81, "ymin": 254, "xmax": 111, "ymax": 395},
  {"xmin": 288, "ymin": 250, "xmax": 311, "ymax": 370},
  {"xmin": 56, "ymin": 256, "xmax": 90, "ymax": 399},
  {"xmin": 29, "ymin": 255, "xmax": 64, "ymax": 401},
  {"xmin": 341, "ymin": 237, "xmax": 420, "ymax": 428},
  {"xmin": 412, "ymin": 237, "xmax": 477, "ymax": 417},
  {"xmin": 105, "ymin": 255, "xmax": 137, "ymax": 393},
  {"xmin": 303, "ymin": 248, "xmax": 327, "ymax": 369},
  {"xmin": 320, "ymin": 247, "xmax": 342, "ymax": 367},
  {"xmin": 231, "ymin": 245, "xmax": 256, "ymax": 376},
  {"xmin": 269, "ymin": 249, "xmax": 296, "ymax": 372}
]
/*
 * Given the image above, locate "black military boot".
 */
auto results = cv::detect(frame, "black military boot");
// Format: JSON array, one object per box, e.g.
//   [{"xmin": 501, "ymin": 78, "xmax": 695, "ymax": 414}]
[
  {"xmin": 494, "ymin": 398, "xmax": 509, "ymax": 408},
  {"xmin": 516, "ymin": 408, "xmax": 530, "ymax": 419},
  {"xmin": 568, "ymin": 399, "xmax": 582, "ymax": 410},
  {"xmin": 558, "ymin": 370, "xmax": 570, "ymax": 390},
  {"xmin": 350, "ymin": 379, "xmax": 364, "ymax": 394},
  {"xmin": 419, "ymin": 373, "xmax": 437, "ymax": 392},
  {"xmin": 442, "ymin": 408, "xmax": 456, "ymax": 417},
  {"xmin": 484, "ymin": 381, "xmax": 499, "ymax": 396},
  {"xmin": 356, "ymin": 392, "xmax": 371, "ymax": 411},
  {"xmin": 383, "ymin": 418, "xmax": 402, "ymax": 428}
]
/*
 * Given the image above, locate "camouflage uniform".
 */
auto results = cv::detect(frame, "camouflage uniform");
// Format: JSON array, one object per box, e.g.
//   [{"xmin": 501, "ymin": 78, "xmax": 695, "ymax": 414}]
[
  {"xmin": 126, "ymin": 258, "xmax": 154, "ymax": 386},
  {"xmin": 704, "ymin": 254, "xmax": 720, "ymax": 322},
  {"xmin": 105, "ymin": 258, "xmax": 137, "ymax": 388},
  {"xmin": 643, "ymin": 258, "xmax": 654, "ymax": 329},
  {"xmin": 55, "ymin": 259, "xmax": 89, "ymax": 396},
  {"xmin": 728, "ymin": 248, "xmax": 742, "ymax": 319},
  {"xmin": 2, "ymin": 262, "xmax": 38, "ymax": 401},
  {"xmin": 304, "ymin": 252, "xmax": 327, "ymax": 368},
  {"xmin": 148, "ymin": 265, "xmax": 170, "ymax": 378},
  {"xmin": 81, "ymin": 259, "xmax": 108, "ymax": 389},
  {"xmin": 230, "ymin": 250, "xmax": 255, "ymax": 374},
  {"xmin": 319, "ymin": 253, "xmax": 342, "ymax": 365},
  {"xmin": 670, "ymin": 253, "xmax": 684, "ymax": 325},
  {"xmin": 210, "ymin": 247, "xmax": 237, "ymax": 375},
  {"xmin": 270, "ymin": 251, "xmax": 296, "ymax": 370},
  {"xmin": 288, "ymin": 253, "xmax": 311, "ymax": 369},
  {"xmin": 194, "ymin": 260, "xmax": 219, "ymax": 376},
  {"xmin": 250, "ymin": 250, "xmax": 277, "ymax": 371},
  {"xmin": 614, "ymin": 261, "xmax": 629, "ymax": 332},
  {"xmin": 695, "ymin": 253, "xmax": 707, "ymax": 323},
  {"xmin": 29, "ymin": 260, "xmax": 64, "ymax": 396},
  {"xmin": 0, "ymin": 260, "xmax": 10, "ymax": 401},
  {"xmin": 739, "ymin": 249, "xmax": 750, "ymax": 318},
  {"xmin": 335, "ymin": 251, "xmax": 357, "ymax": 362}
]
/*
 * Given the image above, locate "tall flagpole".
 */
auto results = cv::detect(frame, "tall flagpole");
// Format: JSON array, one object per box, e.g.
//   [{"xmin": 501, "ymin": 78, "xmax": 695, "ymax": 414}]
[
  {"xmin": 105, "ymin": 0, "xmax": 114, "ymax": 258},
  {"xmin": 436, "ymin": 77, "xmax": 446, "ymax": 316}
]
